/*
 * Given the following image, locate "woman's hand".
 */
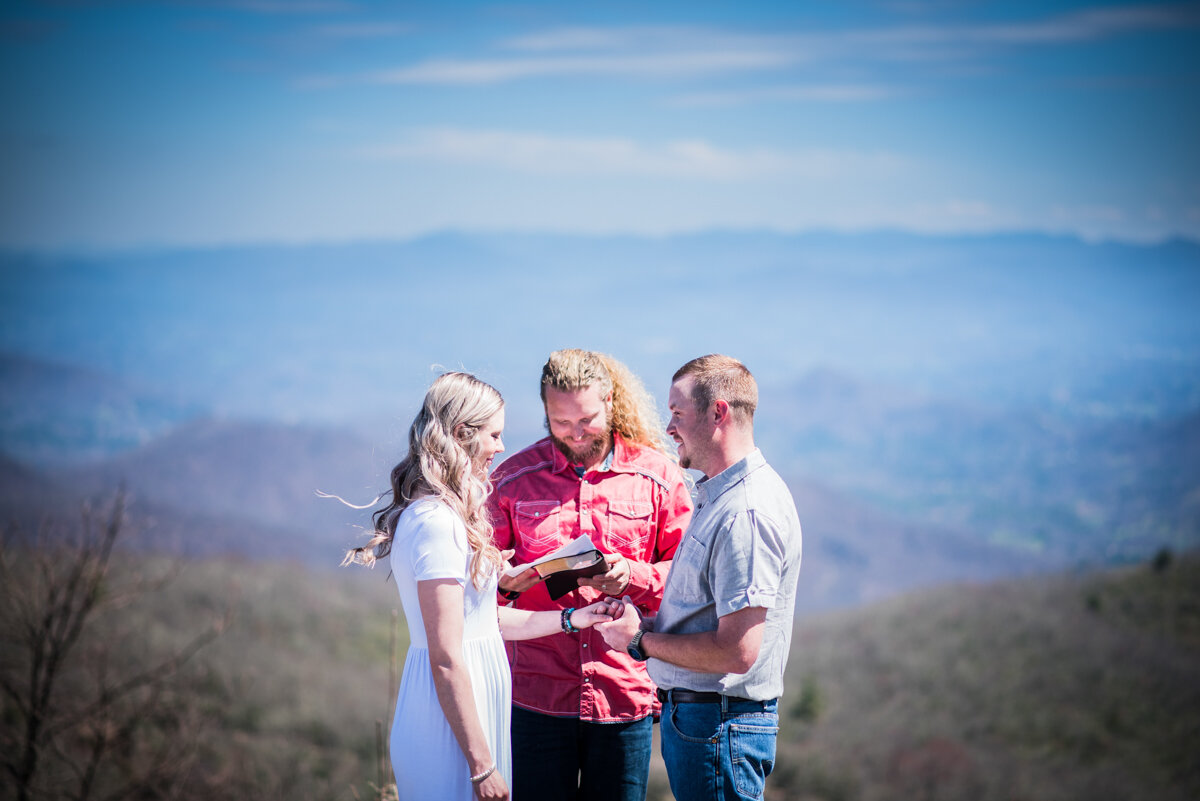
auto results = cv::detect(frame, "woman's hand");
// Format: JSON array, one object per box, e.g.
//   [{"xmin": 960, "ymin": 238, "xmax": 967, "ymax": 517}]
[
  {"xmin": 498, "ymin": 549, "xmax": 543, "ymax": 594},
  {"xmin": 569, "ymin": 599, "xmax": 622, "ymax": 631},
  {"xmin": 473, "ymin": 769, "xmax": 509, "ymax": 800}
]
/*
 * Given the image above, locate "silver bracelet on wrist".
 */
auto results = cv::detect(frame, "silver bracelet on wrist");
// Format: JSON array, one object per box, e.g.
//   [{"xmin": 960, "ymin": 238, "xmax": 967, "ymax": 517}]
[{"xmin": 469, "ymin": 763, "xmax": 496, "ymax": 784}]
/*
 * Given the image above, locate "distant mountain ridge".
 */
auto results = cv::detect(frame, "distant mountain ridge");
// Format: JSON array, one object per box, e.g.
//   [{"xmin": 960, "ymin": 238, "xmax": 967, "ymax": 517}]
[
  {"xmin": 762, "ymin": 369, "xmax": 1200, "ymax": 563},
  {"xmin": 2, "ymin": 349, "xmax": 1196, "ymax": 609},
  {"xmin": 3, "ymin": 231, "xmax": 1197, "ymax": 422},
  {"xmin": 0, "ymin": 352, "xmax": 203, "ymax": 465},
  {"xmin": 2, "ymin": 230, "xmax": 1197, "ymax": 608},
  {"xmin": 785, "ymin": 478, "xmax": 1042, "ymax": 610},
  {"xmin": 62, "ymin": 418, "xmax": 387, "ymax": 535},
  {"xmin": 0, "ymin": 409, "xmax": 1042, "ymax": 612}
]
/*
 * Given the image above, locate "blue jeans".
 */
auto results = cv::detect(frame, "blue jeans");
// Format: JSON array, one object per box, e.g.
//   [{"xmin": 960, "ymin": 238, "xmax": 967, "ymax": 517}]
[
  {"xmin": 510, "ymin": 706, "xmax": 653, "ymax": 801},
  {"xmin": 661, "ymin": 695, "xmax": 779, "ymax": 801}
]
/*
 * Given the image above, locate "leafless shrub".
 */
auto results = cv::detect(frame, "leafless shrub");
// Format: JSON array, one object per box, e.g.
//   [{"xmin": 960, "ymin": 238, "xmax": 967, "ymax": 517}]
[{"xmin": 0, "ymin": 493, "xmax": 228, "ymax": 801}]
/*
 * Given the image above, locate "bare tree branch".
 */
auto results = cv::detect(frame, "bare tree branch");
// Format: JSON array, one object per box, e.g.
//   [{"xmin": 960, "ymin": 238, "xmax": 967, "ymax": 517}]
[{"xmin": 0, "ymin": 492, "xmax": 229, "ymax": 801}]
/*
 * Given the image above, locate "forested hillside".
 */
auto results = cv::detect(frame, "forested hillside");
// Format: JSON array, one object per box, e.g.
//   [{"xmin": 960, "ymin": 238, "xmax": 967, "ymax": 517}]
[
  {"xmin": 4, "ymin": 508, "xmax": 1195, "ymax": 801},
  {"xmin": 771, "ymin": 550, "xmax": 1200, "ymax": 801}
]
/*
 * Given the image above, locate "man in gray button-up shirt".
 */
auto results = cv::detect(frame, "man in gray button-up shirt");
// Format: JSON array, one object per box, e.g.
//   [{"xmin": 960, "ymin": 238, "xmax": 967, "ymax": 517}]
[{"xmin": 597, "ymin": 354, "xmax": 802, "ymax": 801}]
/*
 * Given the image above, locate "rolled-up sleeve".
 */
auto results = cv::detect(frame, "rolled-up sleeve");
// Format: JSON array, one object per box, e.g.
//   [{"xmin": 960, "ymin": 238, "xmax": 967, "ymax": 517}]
[{"xmin": 713, "ymin": 510, "xmax": 785, "ymax": 617}]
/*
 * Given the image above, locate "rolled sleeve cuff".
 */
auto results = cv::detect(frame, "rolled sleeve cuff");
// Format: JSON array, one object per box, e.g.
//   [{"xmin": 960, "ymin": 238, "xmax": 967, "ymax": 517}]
[{"xmin": 719, "ymin": 586, "xmax": 776, "ymax": 617}]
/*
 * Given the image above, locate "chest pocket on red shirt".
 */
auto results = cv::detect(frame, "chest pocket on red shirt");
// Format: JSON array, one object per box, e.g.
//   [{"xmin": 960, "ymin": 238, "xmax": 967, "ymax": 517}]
[
  {"xmin": 605, "ymin": 499, "xmax": 654, "ymax": 555},
  {"xmin": 513, "ymin": 500, "xmax": 566, "ymax": 556}
]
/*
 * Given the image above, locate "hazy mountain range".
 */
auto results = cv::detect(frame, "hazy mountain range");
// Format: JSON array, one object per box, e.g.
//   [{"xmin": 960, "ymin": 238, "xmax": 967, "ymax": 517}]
[
  {"xmin": 1, "ymin": 231, "xmax": 1197, "ymax": 611},
  {"xmin": 0, "ymin": 392, "xmax": 1042, "ymax": 612}
]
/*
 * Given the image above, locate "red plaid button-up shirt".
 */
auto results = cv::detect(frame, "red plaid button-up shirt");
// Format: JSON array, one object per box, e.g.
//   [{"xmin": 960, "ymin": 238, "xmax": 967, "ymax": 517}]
[{"xmin": 489, "ymin": 433, "xmax": 692, "ymax": 721}]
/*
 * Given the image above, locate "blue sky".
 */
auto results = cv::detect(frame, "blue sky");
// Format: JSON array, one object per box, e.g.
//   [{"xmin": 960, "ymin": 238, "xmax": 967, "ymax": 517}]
[{"xmin": 2, "ymin": 0, "xmax": 1198, "ymax": 251}]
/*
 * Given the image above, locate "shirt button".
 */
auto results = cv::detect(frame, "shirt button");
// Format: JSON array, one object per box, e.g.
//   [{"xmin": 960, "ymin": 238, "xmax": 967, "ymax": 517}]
[{"xmin": 582, "ymin": 643, "xmax": 588, "ymax": 648}]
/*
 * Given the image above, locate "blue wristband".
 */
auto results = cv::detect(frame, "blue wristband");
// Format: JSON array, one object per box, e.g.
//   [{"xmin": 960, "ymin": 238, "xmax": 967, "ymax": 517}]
[{"xmin": 561, "ymin": 607, "xmax": 578, "ymax": 634}]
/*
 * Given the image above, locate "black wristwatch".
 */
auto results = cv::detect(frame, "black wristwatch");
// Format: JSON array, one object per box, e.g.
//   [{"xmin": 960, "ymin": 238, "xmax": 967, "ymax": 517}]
[{"xmin": 627, "ymin": 629, "xmax": 648, "ymax": 661}]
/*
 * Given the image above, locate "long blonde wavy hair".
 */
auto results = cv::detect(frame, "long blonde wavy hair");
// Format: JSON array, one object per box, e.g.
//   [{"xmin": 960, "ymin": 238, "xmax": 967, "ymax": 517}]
[
  {"xmin": 540, "ymin": 349, "xmax": 672, "ymax": 455},
  {"xmin": 342, "ymin": 372, "xmax": 504, "ymax": 589}
]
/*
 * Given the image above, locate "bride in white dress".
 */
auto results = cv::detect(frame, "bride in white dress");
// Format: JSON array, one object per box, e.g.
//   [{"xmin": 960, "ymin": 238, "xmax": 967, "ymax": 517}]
[{"xmin": 344, "ymin": 372, "xmax": 616, "ymax": 801}]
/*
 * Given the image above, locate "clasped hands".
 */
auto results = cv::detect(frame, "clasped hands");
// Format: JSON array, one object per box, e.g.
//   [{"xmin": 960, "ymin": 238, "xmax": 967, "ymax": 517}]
[{"xmin": 563, "ymin": 594, "xmax": 644, "ymax": 648}]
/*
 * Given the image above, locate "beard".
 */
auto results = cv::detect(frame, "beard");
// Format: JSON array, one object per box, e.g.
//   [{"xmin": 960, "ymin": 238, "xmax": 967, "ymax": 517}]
[
  {"xmin": 551, "ymin": 430, "xmax": 611, "ymax": 466},
  {"xmin": 674, "ymin": 436, "xmax": 699, "ymax": 472}
]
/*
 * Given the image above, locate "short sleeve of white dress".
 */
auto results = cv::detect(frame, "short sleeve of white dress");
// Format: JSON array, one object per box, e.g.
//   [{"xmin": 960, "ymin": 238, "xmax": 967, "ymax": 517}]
[{"xmin": 404, "ymin": 500, "xmax": 469, "ymax": 585}]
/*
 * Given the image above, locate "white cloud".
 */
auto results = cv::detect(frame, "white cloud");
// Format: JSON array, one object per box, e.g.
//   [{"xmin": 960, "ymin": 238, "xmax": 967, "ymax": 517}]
[
  {"xmin": 495, "ymin": 13, "xmax": 1175, "ymax": 56},
  {"xmin": 497, "ymin": 25, "xmax": 814, "ymax": 57},
  {"xmin": 501, "ymin": 25, "xmax": 701, "ymax": 52},
  {"xmin": 364, "ymin": 50, "xmax": 795, "ymax": 85},
  {"xmin": 671, "ymin": 83, "xmax": 900, "ymax": 107},
  {"xmin": 324, "ymin": 5, "xmax": 1200, "ymax": 87},
  {"xmin": 359, "ymin": 128, "xmax": 909, "ymax": 181}
]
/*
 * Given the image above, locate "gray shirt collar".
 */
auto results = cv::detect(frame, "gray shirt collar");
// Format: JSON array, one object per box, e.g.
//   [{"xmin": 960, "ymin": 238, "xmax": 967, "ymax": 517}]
[{"xmin": 696, "ymin": 448, "xmax": 765, "ymax": 508}]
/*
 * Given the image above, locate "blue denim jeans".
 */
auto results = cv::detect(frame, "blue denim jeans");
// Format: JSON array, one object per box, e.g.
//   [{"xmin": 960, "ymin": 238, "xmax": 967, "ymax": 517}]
[
  {"xmin": 661, "ymin": 695, "xmax": 779, "ymax": 801},
  {"xmin": 510, "ymin": 706, "xmax": 653, "ymax": 801}
]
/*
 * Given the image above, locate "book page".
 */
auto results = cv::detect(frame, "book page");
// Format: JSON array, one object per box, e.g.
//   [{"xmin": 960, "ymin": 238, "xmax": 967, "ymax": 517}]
[{"xmin": 503, "ymin": 534, "xmax": 598, "ymax": 577}]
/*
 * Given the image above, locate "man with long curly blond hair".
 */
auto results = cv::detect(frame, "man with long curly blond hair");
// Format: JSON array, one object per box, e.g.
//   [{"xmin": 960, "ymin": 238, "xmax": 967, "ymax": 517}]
[{"xmin": 488, "ymin": 349, "xmax": 693, "ymax": 801}]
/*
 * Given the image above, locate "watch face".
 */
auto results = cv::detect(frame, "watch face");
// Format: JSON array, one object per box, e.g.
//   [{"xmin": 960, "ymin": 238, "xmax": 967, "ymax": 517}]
[{"xmin": 627, "ymin": 630, "xmax": 646, "ymax": 661}]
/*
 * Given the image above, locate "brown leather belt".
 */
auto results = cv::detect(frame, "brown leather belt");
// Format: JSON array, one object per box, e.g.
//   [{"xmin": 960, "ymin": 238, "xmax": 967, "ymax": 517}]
[{"xmin": 657, "ymin": 688, "xmax": 757, "ymax": 705}]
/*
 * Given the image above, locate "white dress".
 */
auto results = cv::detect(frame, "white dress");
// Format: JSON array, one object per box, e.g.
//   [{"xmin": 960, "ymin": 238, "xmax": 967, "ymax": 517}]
[{"xmin": 389, "ymin": 499, "xmax": 512, "ymax": 800}]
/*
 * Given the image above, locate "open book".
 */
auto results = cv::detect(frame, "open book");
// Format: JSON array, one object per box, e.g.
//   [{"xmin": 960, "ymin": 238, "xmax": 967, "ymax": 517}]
[{"xmin": 504, "ymin": 534, "xmax": 607, "ymax": 600}]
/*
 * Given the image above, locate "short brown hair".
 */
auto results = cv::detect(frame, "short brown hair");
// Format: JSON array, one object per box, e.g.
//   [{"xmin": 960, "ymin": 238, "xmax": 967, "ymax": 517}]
[{"xmin": 672, "ymin": 354, "xmax": 757, "ymax": 424}]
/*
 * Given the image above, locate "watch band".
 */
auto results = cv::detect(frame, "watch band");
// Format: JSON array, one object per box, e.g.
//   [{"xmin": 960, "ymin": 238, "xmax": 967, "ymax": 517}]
[{"xmin": 627, "ymin": 629, "xmax": 647, "ymax": 661}]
